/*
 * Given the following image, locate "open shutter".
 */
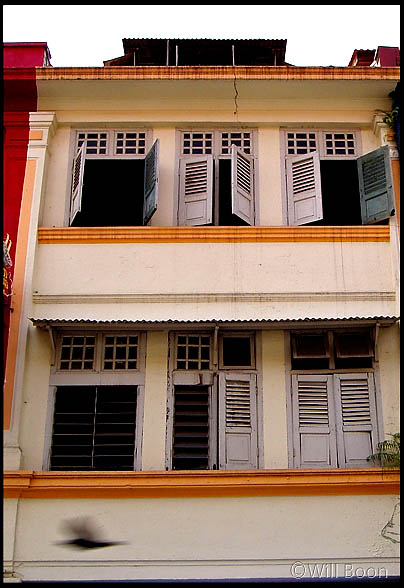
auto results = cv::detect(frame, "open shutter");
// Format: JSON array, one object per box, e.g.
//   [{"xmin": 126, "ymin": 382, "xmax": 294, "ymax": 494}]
[
  {"xmin": 178, "ymin": 156, "xmax": 213, "ymax": 225},
  {"xmin": 69, "ymin": 143, "xmax": 85, "ymax": 225},
  {"xmin": 218, "ymin": 373, "xmax": 258, "ymax": 470},
  {"xmin": 334, "ymin": 373, "xmax": 379, "ymax": 468},
  {"xmin": 143, "ymin": 139, "xmax": 159, "ymax": 225},
  {"xmin": 357, "ymin": 145, "xmax": 395, "ymax": 224},
  {"xmin": 286, "ymin": 151, "xmax": 323, "ymax": 225},
  {"xmin": 292, "ymin": 374, "xmax": 337, "ymax": 468},
  {"xmin": 231, "ymin": 145, "xmax": 254, "ymax": 225}
]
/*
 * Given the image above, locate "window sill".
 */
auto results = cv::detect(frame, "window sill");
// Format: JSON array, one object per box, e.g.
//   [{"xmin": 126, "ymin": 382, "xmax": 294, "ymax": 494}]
[
  {"xmin": 37, "ymin": 225, "xmax": 390, "ymax": 244},
  {"xmin": 4, "ymin": 468, "xmax": 399, "ymax": 499}
]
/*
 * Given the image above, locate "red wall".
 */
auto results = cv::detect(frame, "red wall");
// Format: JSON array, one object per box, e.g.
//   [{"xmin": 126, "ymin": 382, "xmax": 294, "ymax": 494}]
[{"xmin": 3, "ymin": 43, "xmax": 49, "ymax": 380}]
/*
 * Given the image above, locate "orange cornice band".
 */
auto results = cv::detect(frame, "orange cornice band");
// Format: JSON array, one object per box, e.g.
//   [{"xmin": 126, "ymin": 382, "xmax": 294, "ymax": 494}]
[
  {"xmin": 4, "ymin": 469, "xmax": 399, "ymax": 499},
  {"xmin": 35, "ymin": 66, "xmax": 400, "ymax": 82},
  {"xmin": 37, "ymin": 226, "xmax": 390, "ymax": 244}
]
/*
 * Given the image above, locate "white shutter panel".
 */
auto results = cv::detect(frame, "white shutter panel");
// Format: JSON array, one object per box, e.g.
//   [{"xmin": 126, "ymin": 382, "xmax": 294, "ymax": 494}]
[
  {"xmin": 292, "ymin": 374, "xmax": 337, "ymax": 468},
  {"xmin": 334, "ymin": 373, "xmax": 379, "ymax": 468},
  {"xmin": 143, "ymin": 139, "xmax": 159, "ymax": 225},
  {"xmin": 69, "ymin": 143, "xmax": 85, "ymax": 225},
  {"xmin": 231, "ymin": 144, "xmax": 254, "ymax": 225},
  {"xmin": 286, "ymin": 151, "xmax": 323, "ymax": 225},
  {"xmin": 357, "ymin": 145, "xmax": 395, "ymax": 224},
  {"xmin": 218, "ymin": 373, "xmax": 258, "ymax": 470},
  {"xmin": 178, "ymin": 156, "xmax": 213, "ymax": 225}
]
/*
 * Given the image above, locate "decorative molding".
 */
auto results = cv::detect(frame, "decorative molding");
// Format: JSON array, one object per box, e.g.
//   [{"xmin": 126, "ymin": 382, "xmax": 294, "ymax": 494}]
[
  {"xmin": 35, "ymin": 66, "xmax": 400, "ymax": 82},
  {"xmin": 32, "ymin": 291, "xmax": 396, "ymax": 305},
  {"xmin": 37, "ymin": 226, "xmax": 391, "ymax": 244},
  {"xmin": 4, "ymin": 469, "xmax": 399, "ymax": 499}
]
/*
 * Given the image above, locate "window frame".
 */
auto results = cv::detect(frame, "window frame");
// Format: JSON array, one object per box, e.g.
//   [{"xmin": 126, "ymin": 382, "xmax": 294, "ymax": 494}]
[
  {"xmin": 175, "ymin": 128, "xmax": 259, "ymax": 227},
  {"xmin": 280, "ymin": 128, "xmax": 363, "ymax": 227},
  {"xmin": 166, "ymin": 329, "xmax": 263, "ymax": 471},
  {"xmin": 65, "ymin": 128, "xmax": 153, "ymax": 227},
  {"xmin": 284, "ymin": 329, "xmax": 384, "ymax": 470},
  {"xmin": 45, "ymin": 329, "xmax": 146, "ymax": 471}
]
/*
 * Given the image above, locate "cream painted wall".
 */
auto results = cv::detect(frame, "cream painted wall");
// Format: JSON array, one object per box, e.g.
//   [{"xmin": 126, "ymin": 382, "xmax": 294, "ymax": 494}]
[
  {"xmin": 378, "ymin": 323, "xmax": 401, "ymax": 437},
  {"xmin": 9, "ymin": 494, "xmax": 400, "ymax": 581},
  {"xmin": 142, "ymin": 331, "xmax": 169, "ymax": 470},
  {"xmin": 18, "ymin": 326, "xmax": 53, "ymax": 470},
  {"xmin": 261, "ymin": 331, "xmax": 288, "ymax": 468}
]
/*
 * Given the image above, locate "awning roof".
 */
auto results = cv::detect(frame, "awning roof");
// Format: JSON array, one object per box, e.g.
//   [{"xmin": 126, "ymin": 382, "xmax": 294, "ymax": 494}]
[{"xmin": 29, "ymin": 316, "xmax": 399, "ymax": 330}]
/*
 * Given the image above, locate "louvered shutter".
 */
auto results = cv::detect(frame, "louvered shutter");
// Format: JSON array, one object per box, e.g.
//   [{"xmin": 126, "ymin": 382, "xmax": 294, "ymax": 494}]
[
  {"xmin": 69, "ymin": 143, "xmax": 85, "ymax": 225},
  {"xmin": 286, "ymin": 151, "xmax": 323, "ymax": 225},
  {"xmin": 143, "ymin": 139, "xmax": 159, "ymax": 225},
  {"xmin": 334, "ymin": 373, "xmax": 379, "ymax": 468},
  {"xmin": 292, "ymin": 374, "xmax": 337, "ymax": 468},
  {"xmin": 178, "ymin": 156, "xmax": 213, "ymax": 225},
  {"xmin": 218, "ymin": 373, "xmax": 258, "ymax": 470},
  {"xmin": 357, "ymin": 145, "xmax": 395, "ymax": 224},
  {"xmin": 231, "ymin": 145, "xmax": 255, "ymax": 225}
]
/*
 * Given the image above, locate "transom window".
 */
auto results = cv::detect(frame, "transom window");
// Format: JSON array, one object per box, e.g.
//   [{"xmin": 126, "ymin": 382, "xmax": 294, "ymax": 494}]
[
  {"xmin": 76, "ymin": 129, "xmax": 149, "ymax": 158},
  {"xmin": 175, "ymin": 334, "xmax": 211, "ymax": 370},
  {"xmin": 56, "ymin": 332, "xmax": 143, "ymax": 372}
]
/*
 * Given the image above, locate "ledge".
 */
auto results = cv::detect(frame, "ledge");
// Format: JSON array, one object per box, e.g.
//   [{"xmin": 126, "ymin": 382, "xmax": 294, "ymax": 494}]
[
  {"xmin": 35, "ymin": 66, "xmax": 401, "ymax": 81},
  {"xmin": 4, "ymin": 468, "xmax": 399, "ymax": 499},
  {"xmin": 37, "ymin": 226, "xmax": 391, "ymax": 244}
]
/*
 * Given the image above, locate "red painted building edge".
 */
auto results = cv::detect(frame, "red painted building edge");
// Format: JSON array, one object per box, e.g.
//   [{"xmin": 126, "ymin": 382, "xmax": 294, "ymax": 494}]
[{"xmin": 3, "ymin": 43, "xmax": 48, "ymax": 381}]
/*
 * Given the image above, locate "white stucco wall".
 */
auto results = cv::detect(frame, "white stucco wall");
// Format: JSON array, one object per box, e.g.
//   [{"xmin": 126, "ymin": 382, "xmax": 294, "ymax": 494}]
[{"xmin": 6, "ymin": 494, "xmax": 399, "ymax": 581}]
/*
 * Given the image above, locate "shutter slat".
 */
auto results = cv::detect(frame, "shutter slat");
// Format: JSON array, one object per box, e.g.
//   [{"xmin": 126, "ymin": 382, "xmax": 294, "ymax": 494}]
[
  {"xmin": 70, "ymin": 143, "xmax": 86, "ymax": 225},
  {"xmin": 286, "ymin": 151, "xmax": 323, "ymax": 225},
  {"xmin": 357, "ymin": 145, "xmax": 395, "ymax": 224},
  {"xmin": 231, "ymin": 145, "xmax": 254, "ymax": 225},
  {"xmin": 219, "ymin": 373, "xmax": 258, "ymax": 469},
  {"xmin": 143, "ymin": 139, "xmax": 159, "ymax": 225},
  {"xmin": 179, "ymin": 156, "xmax": 213, "ymax": 225}
]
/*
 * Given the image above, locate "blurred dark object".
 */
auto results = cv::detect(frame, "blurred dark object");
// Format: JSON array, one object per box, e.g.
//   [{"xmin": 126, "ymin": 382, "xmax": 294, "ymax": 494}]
[{"xmin": 55, "ymin": 516, "xmax": 128, "ymax": 550}]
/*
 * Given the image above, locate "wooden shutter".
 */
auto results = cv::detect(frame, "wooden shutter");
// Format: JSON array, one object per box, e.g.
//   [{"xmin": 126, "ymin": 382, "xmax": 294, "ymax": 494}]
[
  {"xmin": 231, "ymin": 144, "xmax": 255, "ymax": 225},
  {"xmin": 178, "ymin": 156, "xmax": 213, "ymax": 225},
  {"xmin": 69, "ymin": 143, "xmax": 85, "ymax": 225},
  {"xmin": 357, "ymin": 145, "xmax": 395, "ymax": 224},
  {"xmin": 218, "ymin": 373, "xmax": 258, "ymax": 470},
  {"xmin": 286, "ymin": 151, "xmax": 323, "ymax": 225},
  {"xmin": 334, "ymin": 373, "xmax": 379, "ymax": 468},
  {"xmin": 292, "ymin": 374, "xmax": 337, "ymax": 468},
  {"xmin": 143, "ymin": 139, "xmax": 159, "ymax": 225}
]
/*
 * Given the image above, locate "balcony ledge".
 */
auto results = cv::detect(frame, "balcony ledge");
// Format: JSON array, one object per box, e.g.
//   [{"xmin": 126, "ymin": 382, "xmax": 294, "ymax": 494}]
[{"xmin": 4, "ymin": 468, "xmax": 399, "ymax": 499}]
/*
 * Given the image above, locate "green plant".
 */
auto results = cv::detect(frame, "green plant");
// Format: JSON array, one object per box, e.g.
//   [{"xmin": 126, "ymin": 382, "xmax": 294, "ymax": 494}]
[
  {"xmin": 367, "ymin": 433, "xmax": 400, "ymax": 468},
  {"xmin": 375, "ymin": 107, "xmax": 399, "ymax": 130}
]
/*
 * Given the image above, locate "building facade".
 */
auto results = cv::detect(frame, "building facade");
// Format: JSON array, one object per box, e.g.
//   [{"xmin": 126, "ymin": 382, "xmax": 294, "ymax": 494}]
[{"xmin": 3, "ymin": 39, "xmax": 400, "ymax": 582}]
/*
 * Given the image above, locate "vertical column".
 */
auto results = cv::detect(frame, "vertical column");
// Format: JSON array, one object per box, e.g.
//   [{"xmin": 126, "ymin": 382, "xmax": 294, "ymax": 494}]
[
  {"xmin": 261, "ymin": 330, "xmax": 289, "ymax": 468},
  {"xmin": 4, "ymin": 113, "xmax": 57, "ymax": 468},
  {"xmin": 142, "ymin": 330, "xmax": 169, "ymax": 470}
]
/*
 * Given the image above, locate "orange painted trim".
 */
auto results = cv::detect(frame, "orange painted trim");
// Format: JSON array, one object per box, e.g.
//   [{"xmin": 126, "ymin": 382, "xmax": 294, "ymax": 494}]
[
  {"xmin": 29, "ymin": 130, "xmax": 43, "ymax": 141},
  {"xmin": 4, "ymin": 160, "xmax": 37, "ymax": 430},
  {"xmin": 4, "ymin": 469, "xmax": 399, "ymax": 499},
  {"xmin": 35, "ymin": 66, "xmax": 400, "ymax": 82},
  {"xmin": 37, "ymin": 226, "xmax": 391, "ymax": 244}
]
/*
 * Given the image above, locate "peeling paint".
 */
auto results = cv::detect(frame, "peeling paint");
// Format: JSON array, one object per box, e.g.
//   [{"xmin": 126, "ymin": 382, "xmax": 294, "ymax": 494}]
[{"xmin": 381, "ymin": 501, "xmax": 400, "ymax": 543}]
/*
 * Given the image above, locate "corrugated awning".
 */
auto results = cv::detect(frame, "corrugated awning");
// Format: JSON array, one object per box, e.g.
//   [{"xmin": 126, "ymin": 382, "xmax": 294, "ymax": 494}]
[{"xmin": 29, "ymin": 316, "xmax": 399, "ymax": 330}]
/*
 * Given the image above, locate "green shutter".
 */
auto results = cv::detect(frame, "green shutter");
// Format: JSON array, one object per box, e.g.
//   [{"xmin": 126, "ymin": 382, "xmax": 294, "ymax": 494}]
[
  {"xmin": 357, "ymin": 145, "xmax": 395, "ymax": 224},
  {"xmin": 143, "ymin": 139, "xmax": 159, "ymax": 225}
]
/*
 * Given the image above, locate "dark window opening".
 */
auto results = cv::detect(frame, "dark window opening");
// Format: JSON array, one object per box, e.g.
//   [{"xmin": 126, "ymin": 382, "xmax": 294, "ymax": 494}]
[
  {"xmin": 221, "ymin": 336, "xmax": 253, "ymax": 367},
  {"xmin": 172, "ymin": 385, "xmax": 210, "ymax": 470},
  {"xmin": 50, "ymin": 386, "xmax": 137, "ymax": 471},
  {"xmin": 218, "ymin": 159, "xmax": 249, "ymax": 226},
  {"xmin": 71, "ymin": 159, "xmax": 145, "ymax": 227}
]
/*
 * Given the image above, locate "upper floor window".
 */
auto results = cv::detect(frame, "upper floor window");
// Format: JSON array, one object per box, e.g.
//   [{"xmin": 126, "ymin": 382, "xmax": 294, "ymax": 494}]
[
  {"xmin": 177, "ymin": 129, "xmax": 257, "ymax": 226},
  {"xmin": 69, "ymin": 130, "xmax": 159, "ymax": 227},
  {"xmin": 282, "ymin": 130, "xmax": 395, "ymax": 226}
]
